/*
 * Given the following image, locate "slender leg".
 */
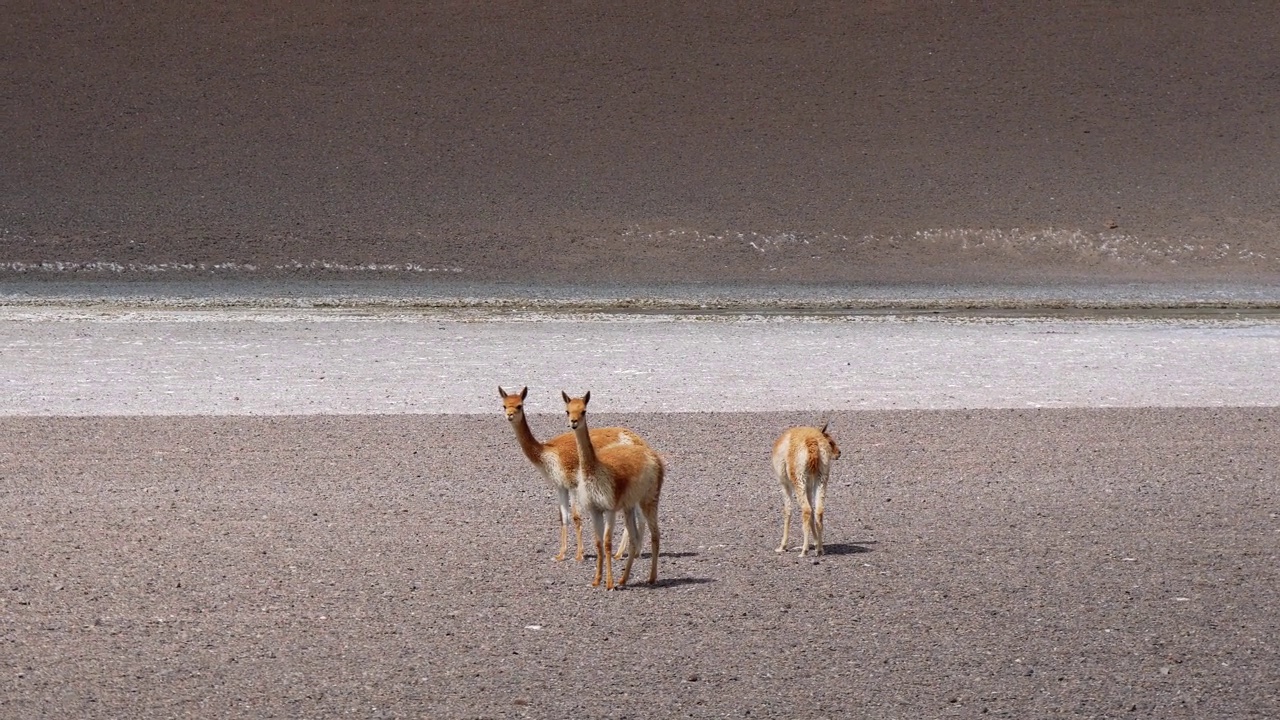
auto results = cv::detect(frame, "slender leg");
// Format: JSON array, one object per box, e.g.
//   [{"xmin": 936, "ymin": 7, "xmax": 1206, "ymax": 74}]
[
  {"xmin": 617, "ymin": 507, "xmax": 641, "ymax": 587},
  {"xmin": 644, "ymin": 500, "xmax": 660, "ymax": 584},
  {"xmin": 589, "ymin": 509, "xmax": 605, "ymax": 587},
  {"xmin": 613, "ymin": 525, "xmax": 627, "ymax": 560},
  {"xmin": 572, "ymin": 503, "xmax": 585, "ymax": 562},
  {"xmin": 796, "ymin": 473, "xmax": 814, "ymax": 557},
  {"xmin": 556, "ymin": 522, "xmax": 569, "ymax": 562},
  {"xmin": 612, "ymin": 509, "xmax": 628, "ymax": 560},
  {"xmin": 776, "ymin": 485, "xmax": 793, "ymax": 553},
  {"xmin": 614, "ymin": 507, "xmax": 645, "ymax": 560},
  {"xmin": 555, "ymin": 487, "xmax": 572, "ymax": 561},
  {"xmin": 602, "ymin": 511, "xmax": 617, "ymax": 590},
  {"xmin": 813, "ymin": 479, "xmax": 828, "ymax": 556}
]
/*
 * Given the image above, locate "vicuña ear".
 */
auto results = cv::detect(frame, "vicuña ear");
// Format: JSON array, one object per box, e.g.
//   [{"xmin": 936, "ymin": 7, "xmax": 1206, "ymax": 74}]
[
  {"xmin": 519, "ymin": 387, "xmax": 528, "ymax": 400},
  {"xmin": 561, "ymin": 390, "xmax": 571, "ymax": 403},
  {"xmin": 583, "ymin": 390, "xmax": 591, "ymax": 405},
  {"xmin": 498, "ymin": 386, "xmax": 507, "ymax": 398},
  {"xmin": 820, "ymin": 421, "xmax": 830, "ymax": 434}
]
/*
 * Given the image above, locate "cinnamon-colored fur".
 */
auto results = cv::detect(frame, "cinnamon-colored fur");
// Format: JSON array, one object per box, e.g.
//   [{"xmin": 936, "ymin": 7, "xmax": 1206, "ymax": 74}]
[
  {"xmin": 771, "ymin": 423, "xmax": 841, "ymax": 556},
  {"xmin": 499, "ymin": 386, "xmax": 647, "ymax": 562},
  {"xmin": 562, "ymin": 391, "xmax": 663, "ymax": 589}
]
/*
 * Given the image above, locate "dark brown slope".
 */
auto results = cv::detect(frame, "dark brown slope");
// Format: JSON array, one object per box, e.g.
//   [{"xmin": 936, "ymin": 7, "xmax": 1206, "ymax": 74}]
[{"xmin": 4, "ymin": 2, "xmax": 1279, "ymax": 284}]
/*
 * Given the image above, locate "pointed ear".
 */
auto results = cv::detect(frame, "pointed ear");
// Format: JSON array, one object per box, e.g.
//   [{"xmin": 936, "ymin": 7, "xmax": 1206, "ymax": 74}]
[
  {"xmin": 820, "ymin": 421, "xmax": 829, "ymax": 434},
  {"xmin": 583, "ymin": 390, "xmax": 591, "ymax": 405},
  {"xmin": 519, "ymin": 386, "xmax": 528, "ymax": 400},
  {"xmin": 561, "ymin": 390, "xmax": 571, "ymax": 404},
  {"xmin": 498, "ymin": 386, "xmax": 507, "ymax": 398}
]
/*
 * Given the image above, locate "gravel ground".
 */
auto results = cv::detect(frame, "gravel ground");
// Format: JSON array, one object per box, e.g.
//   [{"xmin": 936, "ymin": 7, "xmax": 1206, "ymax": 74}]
[{"xmin": 2, "ymin": 409, "xmax": 1278, "ymax": 718}]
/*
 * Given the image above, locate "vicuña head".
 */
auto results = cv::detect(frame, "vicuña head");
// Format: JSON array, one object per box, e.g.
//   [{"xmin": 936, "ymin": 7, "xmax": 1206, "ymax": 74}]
[
  {"xmin": 820, "ymin": 421, "xmax": 842, "ymax": 461},
  {"xmin": 771, "ymin": 421, "xmax": 840, "ymax": 557},
  {"xmin": 560, "ymin": 389, "xmax": 663, "ymax": 590},
  {"xmin": 562, "ymin": 389, "xmax": 590, "ymax": 431},
  {"xmin": 499, "ymin": 385, "xmax": 528, "ymax": 422}
]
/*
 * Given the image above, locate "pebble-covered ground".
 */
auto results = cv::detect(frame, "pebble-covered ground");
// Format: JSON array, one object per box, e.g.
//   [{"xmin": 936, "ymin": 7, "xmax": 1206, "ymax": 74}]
[{"xmin": 2, "ymin": 409, "xmax": 1277, "ymax": 718}]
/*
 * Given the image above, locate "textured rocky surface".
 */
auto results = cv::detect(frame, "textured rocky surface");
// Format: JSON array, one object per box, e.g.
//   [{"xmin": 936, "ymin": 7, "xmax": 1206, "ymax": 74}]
[{"xmin": 2, "ymin": 410, "xmax": 1277, "ymax": 718}]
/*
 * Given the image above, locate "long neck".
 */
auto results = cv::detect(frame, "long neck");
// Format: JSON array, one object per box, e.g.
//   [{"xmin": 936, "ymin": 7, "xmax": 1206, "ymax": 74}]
[
  {"xmin": 510, "ymin": 413, "xmax": 545, "ymax": 466},
  {"xmin": 571, "ymin": 416, "xmax": 599, "ymax": 477}
]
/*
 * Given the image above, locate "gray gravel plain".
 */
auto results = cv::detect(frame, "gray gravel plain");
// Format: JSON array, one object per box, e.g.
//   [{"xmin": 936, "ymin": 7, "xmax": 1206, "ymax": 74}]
[{"xmin": 2, "ymin": 409, "xmax": 1278, "ymax": 718}]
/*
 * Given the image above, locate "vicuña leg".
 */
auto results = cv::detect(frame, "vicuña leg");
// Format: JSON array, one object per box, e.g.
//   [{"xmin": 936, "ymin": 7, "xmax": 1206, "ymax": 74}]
[
  {"xmin": 616, "ymin": 506, "xmax": 642, "ymax": 587},
  {"xmin": 588, "ymin": 508, "xmax": 605, "ymax": 587},
  {"xmin": 612, "ymin": 508, "xmax": 645, "ymax": 560},
  {"xmin": 601, "ymin": 510, "xmax": 618, "ymax": 590},
  {"xmin": 643, "ymin": 499, "xmax": 661, "ymax": 584},
  {"xmin": 776, "ymin": 484, "xmax": 794, "ymax": 553},
  {"xmin": 571, "ymin": 503, "xmax": 584, "ymax": 562},
  {"xmin": 794, "ymin": 469, "xmax": 817, "ymax": 557},
  {"xmin": 812, "ymin": 481, "xmax": 827, "ymax": 556},
  {"xmin": 554, "ymin": 487, "xmax": 573, "ymax": 562}
]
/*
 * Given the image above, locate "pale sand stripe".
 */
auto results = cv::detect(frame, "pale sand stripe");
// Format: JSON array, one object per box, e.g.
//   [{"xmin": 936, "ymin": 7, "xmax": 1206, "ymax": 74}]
[{"xmin": 1, "ymin": 311, "xmax": 1277, "ymax": 415}]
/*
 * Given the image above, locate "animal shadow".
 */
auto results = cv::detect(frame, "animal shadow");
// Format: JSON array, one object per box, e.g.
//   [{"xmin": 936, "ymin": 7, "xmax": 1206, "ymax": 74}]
[
  {"xmin": 582, "ymin": 550, "xmax": 700, "ymax": 561},
  {"xmin": 818, "ymin": 542, "xmax": 874, "ymax": 556},
  {"xmin": 648, "ymin": 576, "xmax": 716, "ymax": 589}
]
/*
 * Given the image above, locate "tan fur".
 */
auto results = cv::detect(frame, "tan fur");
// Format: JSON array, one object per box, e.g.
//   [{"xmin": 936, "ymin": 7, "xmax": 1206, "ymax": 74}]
[
  {"xmin": 771, "ymin": 423, "xmax": 841, "ymax": 556},
  {"xmin": 562, "ymin": 390, "xmax": 664, "ymax": 590},
  {"xmin": 499, "ymin": 386, "xmax": 648, "ymax": 562}
]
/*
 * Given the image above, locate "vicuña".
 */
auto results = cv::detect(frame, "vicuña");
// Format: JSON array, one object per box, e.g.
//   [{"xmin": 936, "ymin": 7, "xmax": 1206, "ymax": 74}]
[
  {"xmin": 499, "ymin": 386, "xmax": 646, "ymax": 562},
  {"xmin": 771, "ymin": 422, "xmax": 841, "ymax": 556},
  {"xmin": 562, "ymin": 390, "xmax": 663, "ymax": 589}
]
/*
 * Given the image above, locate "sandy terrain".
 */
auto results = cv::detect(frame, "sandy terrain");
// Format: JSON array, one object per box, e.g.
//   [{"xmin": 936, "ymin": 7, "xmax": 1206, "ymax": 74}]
[{"xmin": 2, "ymin": 409, "xmax": 1278, "ymax": 718}]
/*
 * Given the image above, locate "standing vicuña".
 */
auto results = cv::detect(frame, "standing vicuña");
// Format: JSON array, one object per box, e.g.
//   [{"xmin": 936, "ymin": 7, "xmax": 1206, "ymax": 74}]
[
  {"xmin": 562, "ymin": 390, "xmax": 663, "ymax": 589},
  {"xmin": 772, "ymin": 423, "xmax": 841, "ymax": 556},
  {"xmin": 499, "ymin": 386, "xmax": 647, "ymax": 562}
]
